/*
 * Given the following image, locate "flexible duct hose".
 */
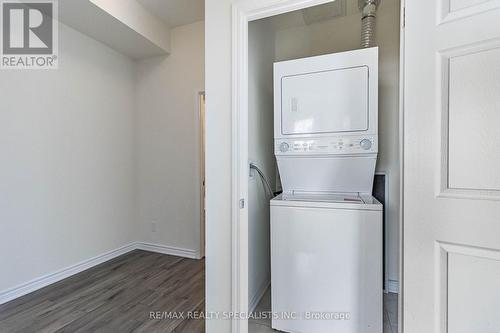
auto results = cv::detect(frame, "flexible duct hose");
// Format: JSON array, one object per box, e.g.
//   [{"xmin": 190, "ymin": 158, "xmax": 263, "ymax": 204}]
[
  {"xmin": 359, "ymin": 0, "xmax": 379, "ymax": 48},
  {"xmin": 361, "ymin": 13, "xmax": 377, "ymax": 48}
]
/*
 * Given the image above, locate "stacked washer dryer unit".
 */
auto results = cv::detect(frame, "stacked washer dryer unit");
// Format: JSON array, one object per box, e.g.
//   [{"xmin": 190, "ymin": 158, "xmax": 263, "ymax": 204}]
[{"xmin": 270, "ymin": 47, "xmax": 382, "ymax": 333}]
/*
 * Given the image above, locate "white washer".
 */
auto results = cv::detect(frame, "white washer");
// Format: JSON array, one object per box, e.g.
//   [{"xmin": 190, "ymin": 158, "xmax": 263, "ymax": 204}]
[{"xmin": 271, "ymin": 193, "xmax": 383, "ymax": 333}]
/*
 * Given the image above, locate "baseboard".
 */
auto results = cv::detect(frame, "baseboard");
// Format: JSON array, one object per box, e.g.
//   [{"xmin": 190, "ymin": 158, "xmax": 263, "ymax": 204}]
[
  {"xmin": 136, "ymin": 242, "xmax": 199, "ymax": 259},
  {"xmin": 0, "ymin": 243, "xmax": 136, "ymax": 305},
  {"xmin": 249, "ymin": 278, "xmax": 270, "ymax": 313},
  {"xmin": 386, "ymin": 279, "xmax": 399, "ymax": 293}
]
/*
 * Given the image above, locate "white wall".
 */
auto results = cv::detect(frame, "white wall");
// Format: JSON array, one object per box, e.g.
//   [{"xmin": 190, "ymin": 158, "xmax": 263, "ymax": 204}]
[
  {"xmin": 248, "ymin": 19, "xmax": 276, "ymax": 310},
  {"xmin": 272, "ymin": 0, "xmax": 401, "ymax": 287},
  {"xmin": 0, "ymin": 23, "xmax": 136, "ymax": 292},
  {"xmin": 135, "ymin": 21, "xmax": 205, "ymax": 254}
]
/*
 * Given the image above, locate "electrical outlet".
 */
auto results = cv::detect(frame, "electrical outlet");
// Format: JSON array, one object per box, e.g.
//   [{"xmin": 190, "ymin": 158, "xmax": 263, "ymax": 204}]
[{"xmin": 151, "ymin": 221, "xmax": 157, "ymax": 232}]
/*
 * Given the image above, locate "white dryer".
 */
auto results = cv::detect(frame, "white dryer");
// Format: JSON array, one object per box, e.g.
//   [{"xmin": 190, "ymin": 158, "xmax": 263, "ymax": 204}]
[
  {"xmin": 273, "ymin": 47, "xmax": 379, "ymax": 195},
  {"xmin": 271, "ymin": 47, "xmax": 383, "ymax": 333}
]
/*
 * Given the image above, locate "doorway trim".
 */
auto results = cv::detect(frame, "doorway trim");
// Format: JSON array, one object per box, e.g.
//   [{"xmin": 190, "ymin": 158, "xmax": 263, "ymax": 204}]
[
  {"xmin": 231, "ymin": 1, "xmax": 337, "ymax": 332},
  {"xmin": 197, "ymin": 91, "xmax": 206, "ymax": 259},
  {"xmin": 399, "ymin": 0, "xmax": 406, "ymax": 330}
]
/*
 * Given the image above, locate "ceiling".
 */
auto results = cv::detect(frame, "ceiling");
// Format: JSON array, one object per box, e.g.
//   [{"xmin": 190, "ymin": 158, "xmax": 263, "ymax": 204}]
[{"xmin": 137, "ymin": 0, "xmax": 204, "ymax": 28}]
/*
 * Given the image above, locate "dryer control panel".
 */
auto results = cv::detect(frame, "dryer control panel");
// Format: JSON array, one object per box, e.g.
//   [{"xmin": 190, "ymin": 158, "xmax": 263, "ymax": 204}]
[{"xmin": 275, "ymin": 135, "xmax": 378, "ymax": 155}]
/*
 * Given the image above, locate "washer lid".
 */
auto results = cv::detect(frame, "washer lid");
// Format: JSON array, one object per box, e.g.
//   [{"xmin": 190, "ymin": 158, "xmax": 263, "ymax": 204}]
[
  {"xmin": 282, "ymin": 192, "xmax": 364, "ymax": 203},
  {"xmin": 271, "ymin": 193, "xmax": 382, "ymax": 211}
]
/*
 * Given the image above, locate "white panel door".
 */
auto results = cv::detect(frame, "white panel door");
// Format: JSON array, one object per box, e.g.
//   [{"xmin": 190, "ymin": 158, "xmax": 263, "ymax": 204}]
[
  {"xmin": 281, "ymin": 66, "xmax": 369, "ymax": 135},
  {"xmin": 404, "ymin": 1, "xmax": 500, "ymax": 332}
]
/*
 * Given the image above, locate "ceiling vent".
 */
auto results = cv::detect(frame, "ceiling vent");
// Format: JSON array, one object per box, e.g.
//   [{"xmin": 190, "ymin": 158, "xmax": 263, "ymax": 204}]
[{"xmin": 302, "ymin": 0, "xmax": 347, "ymax": 25}]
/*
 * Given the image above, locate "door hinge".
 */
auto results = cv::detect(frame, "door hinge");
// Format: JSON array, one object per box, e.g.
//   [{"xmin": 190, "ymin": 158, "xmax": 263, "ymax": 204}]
[
  {"xmin": 239, "ymin": 199, "xmax": 245, "ymax": 209},
  {"xmin": 403, "ymin": 3, "xmax": 406, "ymax": 28}
]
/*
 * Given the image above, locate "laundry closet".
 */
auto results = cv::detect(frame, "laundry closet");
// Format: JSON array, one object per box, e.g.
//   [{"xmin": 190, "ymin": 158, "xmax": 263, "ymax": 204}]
[{"xmin": 247, "ymin": 1, "xmax": 401, "ymax": 332}]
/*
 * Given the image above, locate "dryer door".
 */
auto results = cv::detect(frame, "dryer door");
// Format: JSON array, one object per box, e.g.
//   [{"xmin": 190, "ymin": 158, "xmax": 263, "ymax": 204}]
[{"xmin": 281, "ymin": 66, "xmax": 369, "ymax": 135}]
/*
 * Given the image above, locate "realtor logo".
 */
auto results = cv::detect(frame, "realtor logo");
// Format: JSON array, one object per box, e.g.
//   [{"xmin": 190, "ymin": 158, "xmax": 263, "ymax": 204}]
[{"xmin": 1, "ymin": 0, "xmax": 58, "ymax": 69}]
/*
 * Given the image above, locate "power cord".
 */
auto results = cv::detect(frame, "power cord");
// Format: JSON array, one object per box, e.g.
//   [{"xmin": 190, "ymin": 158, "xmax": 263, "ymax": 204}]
[{"xmin": 249, "ymin": 162, "xmax": 275, "ymax": 198}]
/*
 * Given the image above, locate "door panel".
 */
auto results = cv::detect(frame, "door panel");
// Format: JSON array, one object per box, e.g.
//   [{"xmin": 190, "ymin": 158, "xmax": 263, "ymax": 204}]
[
  {"xmin": 441, "ymin": 243, "xmax": 500, "ymax": 333},
  {"xmin": 449, "ymin": 0, "xmax": 490, "ymax": 12},
  {"xmin": 404, "ymin": 1, "xmax": 500, "ymax": 332},
  {"xmin": 438, "ymin": 0, "xmax": 500, "ymax": 23},
  {"xmin": 447, "ymin": 46, "xmax": 500, "ymax": 191}
]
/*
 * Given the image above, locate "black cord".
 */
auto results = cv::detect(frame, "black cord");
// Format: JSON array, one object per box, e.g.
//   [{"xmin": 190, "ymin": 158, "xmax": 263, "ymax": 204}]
[{"xmin": 249, "ymin": 162, "xmax": 275, "ymax": 198}]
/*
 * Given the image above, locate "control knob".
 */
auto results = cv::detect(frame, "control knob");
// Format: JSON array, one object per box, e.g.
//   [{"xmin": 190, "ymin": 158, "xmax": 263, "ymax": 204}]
[
  {"xmin": 360, "ymin": 139, "xmax": 372, "ymax": 150},
  {"xmin": 279, "ymin": 142, "xmax": 290, "ymax": 153}
]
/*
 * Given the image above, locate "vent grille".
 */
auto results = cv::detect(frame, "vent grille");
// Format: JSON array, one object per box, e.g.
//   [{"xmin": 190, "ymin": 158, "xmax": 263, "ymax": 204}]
[{"xmin": 301, "ymin": 0, "xmax": 347, "ymax": 25}]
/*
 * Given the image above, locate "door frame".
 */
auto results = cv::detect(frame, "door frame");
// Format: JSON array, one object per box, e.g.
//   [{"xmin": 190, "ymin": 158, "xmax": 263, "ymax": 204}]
[
  {"xmin": 231, "ymin": 1, "xmax": 406, "ymax": 332},
  {"xmin": 231, "ymin": 2, "xmax": 335, "ymax": 331},
  {"xmin": 197, "ymin": 91, "xmax": 206, "ymax": 259},
  {"xmin": 398, "ymin": 0, "xmax": 406, "ymax": 330}
]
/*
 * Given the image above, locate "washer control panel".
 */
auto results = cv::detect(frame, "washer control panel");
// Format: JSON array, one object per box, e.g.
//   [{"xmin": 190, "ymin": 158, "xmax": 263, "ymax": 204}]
[{"xmin": 275, "ymin": 136, "xmax": 378, "ymax": 155}]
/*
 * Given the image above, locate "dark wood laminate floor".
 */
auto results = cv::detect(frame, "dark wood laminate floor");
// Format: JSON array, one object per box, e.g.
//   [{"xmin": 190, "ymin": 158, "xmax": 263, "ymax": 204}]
[{"xmin": 0, "ymin": 250, "xmax": 205, "ymax": 333}]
